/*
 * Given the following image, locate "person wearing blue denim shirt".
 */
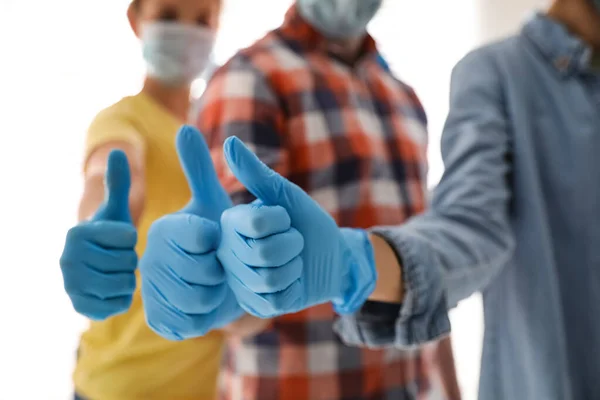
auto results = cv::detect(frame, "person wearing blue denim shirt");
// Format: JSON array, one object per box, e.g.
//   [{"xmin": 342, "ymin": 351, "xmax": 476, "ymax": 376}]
[{"xmin": 336, "ymin": 1, "xmax": 600, "ymax": 399}]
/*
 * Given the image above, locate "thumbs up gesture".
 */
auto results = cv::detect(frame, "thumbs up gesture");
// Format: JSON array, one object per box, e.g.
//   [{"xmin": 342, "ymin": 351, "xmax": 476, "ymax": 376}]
[
  {"xmin": 60, "ymin": 150, "xmax": 138, "ymax": 320},
  {"xmin": 139, "ymin": 126, "xmax": 243, "ymax": 340},
  {"xmin": 217, "ymin": 137, "xmax": 378, "ymax": 318}
]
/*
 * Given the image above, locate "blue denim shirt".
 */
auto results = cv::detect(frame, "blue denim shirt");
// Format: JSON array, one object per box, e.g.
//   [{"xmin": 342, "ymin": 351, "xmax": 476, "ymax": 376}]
[{"xmin": 335, "ymin": 14, "xmax": 600, "ymax": 400}]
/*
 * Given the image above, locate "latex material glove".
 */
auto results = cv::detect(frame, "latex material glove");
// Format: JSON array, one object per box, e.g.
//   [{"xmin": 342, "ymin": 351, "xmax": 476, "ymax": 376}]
[
  {"xmin": 59, "ymin": 150, "xmax": 137, "ymax": 320},
  {"xmin": 217, "ymin": 137, "xmax": 377, "ymax": 318},
  {"xmin": 139, "ymin": 126, "xmax": 244, "ymax": 340}
]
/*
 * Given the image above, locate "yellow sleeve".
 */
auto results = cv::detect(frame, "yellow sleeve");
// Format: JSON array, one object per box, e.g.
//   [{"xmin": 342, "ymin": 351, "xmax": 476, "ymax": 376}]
[{"xmin": 84, "ymin": 104, "xmax": 146, "ymax": 166}]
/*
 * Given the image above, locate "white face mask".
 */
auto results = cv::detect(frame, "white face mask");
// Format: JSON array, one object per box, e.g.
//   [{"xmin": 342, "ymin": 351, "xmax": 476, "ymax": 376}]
[
  {"xmin": 141, "ymin": 22, "xmax": 216, "ymax": 86},
  {"xmin": 297, "ymin": 0, "xmax": 383, "ymax": 40}
]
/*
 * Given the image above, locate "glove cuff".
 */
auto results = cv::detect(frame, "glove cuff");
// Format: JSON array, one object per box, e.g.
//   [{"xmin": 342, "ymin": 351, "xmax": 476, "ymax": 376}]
[{"xmin": 333, "ymin": 228, "xmax": 377, "ymax": 315}]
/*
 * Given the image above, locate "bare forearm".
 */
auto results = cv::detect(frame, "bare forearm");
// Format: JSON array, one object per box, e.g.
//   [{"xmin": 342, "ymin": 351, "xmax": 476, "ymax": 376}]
[
  {"xmin": 78, "ymin": 174, "xmax": 145, "ymax": 224},
  {"xmin": 78, "ymin": 175, "xmax": 105, "ymax": 221},
  {"xmin": 367, "ymin": 234, "xmax": 404, "ymax": 303}
]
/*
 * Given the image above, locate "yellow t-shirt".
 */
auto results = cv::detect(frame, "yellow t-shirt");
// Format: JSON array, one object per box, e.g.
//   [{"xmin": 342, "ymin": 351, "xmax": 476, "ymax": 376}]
[{"xmin": 74, "ymin": 92, "xmax": 223, "ymax": 400}]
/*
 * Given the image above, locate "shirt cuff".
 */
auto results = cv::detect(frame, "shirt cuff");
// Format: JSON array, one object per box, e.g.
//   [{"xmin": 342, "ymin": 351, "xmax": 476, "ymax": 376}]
[{"xmin": 333, "ymin": 226, "xmax": 451, "ymax": 349}]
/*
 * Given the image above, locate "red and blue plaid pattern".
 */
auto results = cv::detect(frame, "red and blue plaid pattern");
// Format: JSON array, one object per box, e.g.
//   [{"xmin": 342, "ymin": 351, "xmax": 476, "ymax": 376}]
[{"xmin": 195, "ymin": 5, "xmax": 460, "ymax": 400}]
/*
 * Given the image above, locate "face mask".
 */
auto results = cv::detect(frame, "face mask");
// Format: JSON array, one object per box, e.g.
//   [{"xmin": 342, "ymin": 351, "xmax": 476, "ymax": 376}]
[
  {"xmin": 141, "ymin": 22, "xmax": 215, "ymax": 86},
  {"xmin": 594, "ymin": 0, "xmax": 600, "ymax": 12},
  {"xmin": 297, "ymin": 0, "xmax": 383, "ymax": 40}
]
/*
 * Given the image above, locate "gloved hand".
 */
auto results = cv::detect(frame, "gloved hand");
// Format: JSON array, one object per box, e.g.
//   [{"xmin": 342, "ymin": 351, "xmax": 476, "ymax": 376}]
[
  {"xmin": 217, "ymin": 137, "xmax": 377, "ymax": 318},
  {"xmin": 139, "ymin": 126, "xmax": 244, "ymax": 340},
  {"xmin": 59, "ymin": 150, "xmax": 137, "ymax": 320}
]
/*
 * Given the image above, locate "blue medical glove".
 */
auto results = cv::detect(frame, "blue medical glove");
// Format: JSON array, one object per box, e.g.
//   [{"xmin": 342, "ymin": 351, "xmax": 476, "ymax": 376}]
[
  {"xmin": 139, "ymin": 126, "xmax": 244, "ymax": 340},
  {"xmin": 59, "ymin": 150, "xmax": 137, "ymax": 320},
  {"xmin": 217, "ymin": 137, "xmax": 377, "ymax": 318}
]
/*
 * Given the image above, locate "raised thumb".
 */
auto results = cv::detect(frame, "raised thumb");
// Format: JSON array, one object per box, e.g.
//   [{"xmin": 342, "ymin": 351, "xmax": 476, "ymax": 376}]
[
  {"xmin": 223, "ymin": 136, "xmax": 306, "ymax": 216},
  {"xmin": 93, "ymin": 149, "xmax": 132, "ymax": 222},
  {"xmin": 176, "ymin": 125, "xmax": 231, "ymax": 220}
]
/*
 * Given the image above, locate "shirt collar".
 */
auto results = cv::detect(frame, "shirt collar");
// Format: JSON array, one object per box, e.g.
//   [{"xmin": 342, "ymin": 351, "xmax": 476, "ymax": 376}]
[
  {"xmin": 522, "ymin": 12, "xmax": 593, "ymax": 77},
  {"xmin": 276, "ymin": 4, "xmax": 379, "ymax": 64}
]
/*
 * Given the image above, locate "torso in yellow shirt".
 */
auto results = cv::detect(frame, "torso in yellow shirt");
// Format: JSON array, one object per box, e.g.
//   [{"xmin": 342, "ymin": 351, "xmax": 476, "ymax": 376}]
[{"xmin": 75, "ymin": 92, "xmax": 223, "ymax": 400}]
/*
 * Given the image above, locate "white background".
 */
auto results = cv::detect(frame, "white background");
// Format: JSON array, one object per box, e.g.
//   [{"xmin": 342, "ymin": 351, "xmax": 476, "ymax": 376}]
[{"xmin": 0, "ymin": 0, "xmax": 540, "ymax": 398}]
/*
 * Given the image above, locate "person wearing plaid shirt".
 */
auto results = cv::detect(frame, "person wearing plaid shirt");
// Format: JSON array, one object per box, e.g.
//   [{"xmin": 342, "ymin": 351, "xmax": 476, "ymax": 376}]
[{"xmin": 190, "ymin": 2, "xmax": 461, "ymax": 400}]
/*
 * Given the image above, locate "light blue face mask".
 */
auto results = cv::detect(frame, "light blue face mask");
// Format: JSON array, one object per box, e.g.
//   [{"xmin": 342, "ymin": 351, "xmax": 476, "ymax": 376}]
[
  {"xmin": 297, "ymin": 0, "xmax": 383, "ymax": 40},
  {"xmin": 142, "ymin": 22, "xmax": 215, "ymax": 86}
]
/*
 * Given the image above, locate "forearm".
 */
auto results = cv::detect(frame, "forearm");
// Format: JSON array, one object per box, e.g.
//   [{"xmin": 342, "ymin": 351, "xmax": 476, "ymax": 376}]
[
  {"xmin": 357, "ymin": 202, "xmax": 513, "ymax": 308},
  {"xmin": 367, "ymin": 234, "xmax": 403, "ymax": 304},
  {"xmin": 78, "ymin": 174, "xmax": 145, "ymax": 224},
  {"xmin": 374, "ymin": 195, "xmax": 514, "ymax": 310},
  {"xmin": 336, "ymin": 105, "xmax": 514, "ymax": 349},
  {"xmin": 78, "ymin": 175, "xmax": 105, "ymax": 221}
]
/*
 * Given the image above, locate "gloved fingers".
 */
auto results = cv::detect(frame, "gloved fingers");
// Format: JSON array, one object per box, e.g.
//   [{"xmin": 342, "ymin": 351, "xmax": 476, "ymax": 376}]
[
  {"xmin": 201, "ymin": 291, "xmax": 245, "ymax": 331},
  {"xmin": 67, "ymin": 221, "xmax": 137, "ymax": 249},
  {"xmin": 228, "ymin": 275, "xmax": 303, "ymax": 318},
  {"xmin": 142, "ymin": 280, "xmax": 239, "ymax": 340},
  {"xmin": 231, "ymin": 228, "xmax": 304, "ymax": 268},
  {"xmin": 228, "ymin": 255, "xmax": 303, "ymax": 294},
  {"xmin": 62, "ymin": 267, "xmax": 137, "ymax": 299},
  {"xmin": 144, "ymin": 265, "xmax": 228, "ymax": 314},
  {"xmin": 142, "ymin": 281, "xmax": 192, "ymax": 341},
  {"xmin": 168, "ymin": 251, "xmax": 226, "ymax": 286},
  {"xmin": 222, "ymin": 203, "xmax": 291, "ymax": 239},
  {"xmin": 149, "ymin": 214, "xmax": 219, "ymax": 254},
  {"xmin": 139, "ymin": 248, "xmax": 225, "ymax": 319},
  {"xmin": 259, "ymin": 279, "xmax": 303, "ymax": 315},
  {"xmin": 62, "ymin": 244, "xmax": 138, "ymax": 273},
  {"xmin": 142, "ymin": 241, "xmax": 225, "ymax": 286},
  {"xmin": 69, "ymin": 293, "xmax": 132, "ymax": 321}
]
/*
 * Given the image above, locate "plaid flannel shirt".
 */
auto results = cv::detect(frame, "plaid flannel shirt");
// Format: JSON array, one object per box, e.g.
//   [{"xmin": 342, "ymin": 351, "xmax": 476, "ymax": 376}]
[{"xmin": 196, "ymin": 5, "xmax": 461, "ymax": 400}]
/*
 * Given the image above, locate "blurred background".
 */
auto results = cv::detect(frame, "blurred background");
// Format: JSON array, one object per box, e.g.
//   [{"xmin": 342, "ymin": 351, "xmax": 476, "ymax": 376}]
[{"xmin": 0, "ymin": 0, "xmax": 543, "ymax": 398}]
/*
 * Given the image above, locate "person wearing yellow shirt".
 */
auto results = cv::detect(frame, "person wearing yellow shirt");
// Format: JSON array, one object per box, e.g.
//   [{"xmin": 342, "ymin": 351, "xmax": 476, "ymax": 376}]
[{"xmin": 57, "ymin": 0, "xmax": 267, "ymax": 399}]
